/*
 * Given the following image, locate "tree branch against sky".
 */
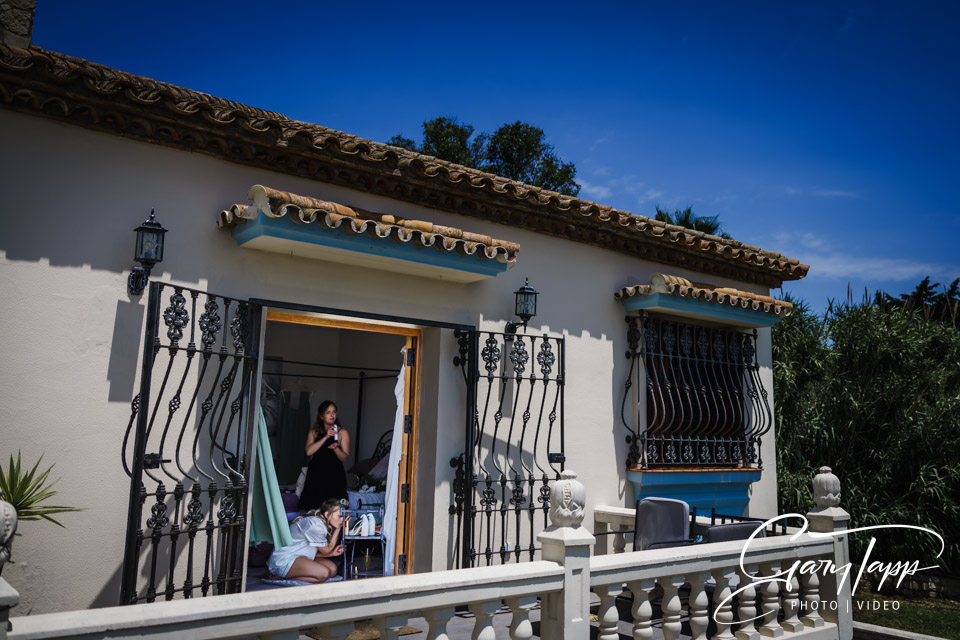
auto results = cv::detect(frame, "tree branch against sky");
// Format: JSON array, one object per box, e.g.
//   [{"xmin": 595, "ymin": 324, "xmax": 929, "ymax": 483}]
[{"xmin": 390, "ymin": 117, "xmax": 581, "ymax": 196}]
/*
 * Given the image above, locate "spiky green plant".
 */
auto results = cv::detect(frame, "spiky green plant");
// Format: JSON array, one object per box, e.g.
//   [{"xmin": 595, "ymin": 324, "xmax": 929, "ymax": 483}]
[{"xmin": 0, "ymin": 452, "xmax": 83, "ymax": 527}]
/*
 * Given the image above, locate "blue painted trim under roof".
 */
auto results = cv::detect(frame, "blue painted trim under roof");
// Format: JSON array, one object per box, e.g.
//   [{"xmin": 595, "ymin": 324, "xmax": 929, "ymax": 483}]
[
  {"xmin": 619, "ymin": 292, "xmax": 779, "ymax": 327},
  {"xmin": 627, "ymin": 468, "xmax": 762, "ymax": 516},
  {"xmin": 231, "ymin": 212, "xmax": 510, "ymax": 279}
]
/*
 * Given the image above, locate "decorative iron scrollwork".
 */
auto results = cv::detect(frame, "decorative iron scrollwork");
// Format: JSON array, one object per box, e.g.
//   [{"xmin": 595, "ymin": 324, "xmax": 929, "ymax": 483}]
[
  {"xmin": 663, "ymin": 322, "xmax": 676, "ymax": 353},
  {"xmin": 538, "ymin": 480, "xmax": 550, "ymax": 506},
  {"xmin": 665, "ymin": 443, "xmax": 677, "ymax": 463},
  {"xmin": 509, "ymin": 336, "xmax": 528, "ymax": 376},
  {"xmin": 217, "ymin": 487, "xmax": 237, "ymax": 521},
  {"xmin": 449, "ymin": 455, "xmax": 465, "ymax": 515},
  {"xmin": 481, "ymin": 334, "xmax": 501, "ymax": 376},
  {"xmin": 732, "ymin": 444, "xmax": 743, "ymax": 463},
  {"xmin": 716, "ymin": 443, "xmax": 728, "ymax": 463},
  {"xmin": 163, "ymin": 290, "xmax": 189, "ymax": 345},
  {"xmin": 644, "ymin": 317, "xmax": 658, "ymax": 352},
  {"xmin": 184, "ymin": 485, "xmax": 204, "ymax": 528},
  {"xmin": 510, "ymin": 478, "xmax": 526, "ymax": 506},
  {"xmin": 230, "ymin": 304, "xmax": 248, "ymax": 353},
  {"xmin": 536, "ymin": 340, "xmax": 555, "ymax": 376},
  {"xmin": 146, "ymin": 484, "xmax": 170, "ymax": 529},
  {"xmin": 453, "ymin": 329, "xmax": 471, "ymax": 368},
  {"xmin": 480, "ymin": 482, "xmax": 497, "ymax": 510},
  {"xmin": 626, "ymin": 315, "xmax": 640, "ymax": 359},
  {"xmin": 199, "ymin": 298, "xmax": 221, "ymax": 350},
  {"xmin": 679, "ymin": 324, "xmax": 693, "ymax": 356}
]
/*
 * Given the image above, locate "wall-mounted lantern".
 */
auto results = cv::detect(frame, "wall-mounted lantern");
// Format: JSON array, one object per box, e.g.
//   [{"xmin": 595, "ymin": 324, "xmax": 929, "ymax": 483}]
[
  {"xmin": 127, "ymin": 209, "xmax": 167, "ymax": 295},
  {"xmin": 505, "ymin": 278, "xmax": 538, "ymax": 336}
]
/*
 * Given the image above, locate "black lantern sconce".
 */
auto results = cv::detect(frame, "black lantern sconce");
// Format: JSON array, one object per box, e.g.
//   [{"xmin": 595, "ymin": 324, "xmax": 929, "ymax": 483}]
[
  {"xmin": 505, "ymin": 278, "xmax": 538, "ymax": 336},
  {"xmin": 127, "ymin": 209, "xmax": 167, "ymax": 295}
]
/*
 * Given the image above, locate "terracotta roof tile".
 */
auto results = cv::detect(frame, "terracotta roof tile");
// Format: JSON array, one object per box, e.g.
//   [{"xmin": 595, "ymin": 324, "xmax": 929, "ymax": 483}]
[
  {"xmin": 615, "ymin": 273, "xmax": 794, "ymax": 318},
  {"xmin": 218, "ymin": 185, "xmax": 519, "ymax": 263},
  {"xmin": 0, "ymin": 45, "xmax": 808, "ymax": 286}
]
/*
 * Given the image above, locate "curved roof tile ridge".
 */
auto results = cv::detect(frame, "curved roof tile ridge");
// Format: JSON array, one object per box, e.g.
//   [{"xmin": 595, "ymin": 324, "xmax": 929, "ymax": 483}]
[
  {"xmin": 615, "ymin": 273, "xmax": 794, "ymax": 318},
  {"xmin": 1, "ymin": 44, "xmax": 807, "ymax": 284},
  {"xmin": 218, "ymin": 185, "xmax": 519, "ymax": 263}
]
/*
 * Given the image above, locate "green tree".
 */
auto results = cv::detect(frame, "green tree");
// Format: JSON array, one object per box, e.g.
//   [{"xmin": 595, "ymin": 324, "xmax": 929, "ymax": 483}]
[
  {"xmin": 773, "ymin": 289, "xmax": 960, "ymax": 575},
  {"xmin": 874, "ymin": 277, "xmax": 960, "ymax": 328},
  {"xmin": 654, "ymin": 206, "xmax": 731, "ymax": 239},
  {"xmin": 481, "ymin": 121, "xmax": 579, "ymax": 196},
  {"xmin": 389, "ymin": 117, "xmax": 580, "ymax": 196}
]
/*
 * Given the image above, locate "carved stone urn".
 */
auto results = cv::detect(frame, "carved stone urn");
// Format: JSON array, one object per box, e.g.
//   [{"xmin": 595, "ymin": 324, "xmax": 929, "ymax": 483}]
[
  {"xmin": 812, "ymin": 466, "xmax": 841, "ymax": 508},
  {"xmin": 548, "ymin": 469, "xmax": 585, "ymax": 528},
  {"xmin": 0, "ymin": 499, "xmax": 16, "ymax": 569}
]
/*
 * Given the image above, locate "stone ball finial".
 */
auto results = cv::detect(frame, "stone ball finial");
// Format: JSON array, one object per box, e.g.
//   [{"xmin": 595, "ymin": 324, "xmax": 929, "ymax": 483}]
[
  {"xmin": 548, "ymin": 469, "xmax": 585, "ymax": 527},
  {"xmin": 0, "ymin": 499, "xmax": 17, "ymax": 568},
  {"xmin": 813, "ymin": 466, "xmax": 841, "ymax": 508}
]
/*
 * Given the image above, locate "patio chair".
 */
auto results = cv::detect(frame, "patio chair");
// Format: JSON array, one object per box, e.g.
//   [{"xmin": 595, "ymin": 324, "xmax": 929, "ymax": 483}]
[
  {"xmin": 702, "ymin": 520, "xmax": 766, "ymax": 543},
  {"xmin": 633, "ymin": 497, "xmax": 698, "ymax": 551}
]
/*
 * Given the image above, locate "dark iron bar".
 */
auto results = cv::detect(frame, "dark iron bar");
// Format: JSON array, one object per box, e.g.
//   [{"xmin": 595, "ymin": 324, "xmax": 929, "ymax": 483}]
[
  {"xmin": 622, "ymin": 313, "xmax": 771, "ymax": 470},
  {"xmin": 120, "ymin": 283, "xmax": 259, "ymax": 605},
  {"xmin": 451, "ymin": 330, "xmax": 563, "ymax": 568}
]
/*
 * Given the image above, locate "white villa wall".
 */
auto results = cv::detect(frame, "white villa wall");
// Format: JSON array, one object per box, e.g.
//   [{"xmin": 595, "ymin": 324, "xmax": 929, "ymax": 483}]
[{"xmin": 0, "ymin": 108, "xmax": 781, "ymax": 613}]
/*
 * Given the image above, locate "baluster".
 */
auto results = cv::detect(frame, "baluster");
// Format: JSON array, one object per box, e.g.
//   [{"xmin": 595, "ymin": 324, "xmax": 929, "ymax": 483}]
[
  {"xmin": 596, "ymin": 584, "xmax": 624, "ymax": 640},
  {"xmin": 374, "ymin": 614, "xmax": 409, "ymax": 640},
  {"xmin": 782, "ymin": 575, "xmax": 803, "ymax": 632},
  {"xmin": 313, "ymin": 622, "xmax": 354, "ymax": 640},
  {"xmin": 505, "ymin": 596, "xmax": 537, "ymax": 640},
  {"xmin": 758, "ymin": 562, "xmax": 784, "ymax": 637},
  {"xmin": 799, "ymin": 569, "xmax": 824, "ymax": 628},
  {"xmin": 613, "ymin": 525, "xmax": 627, "ymax": 554},
  {"xmin": 712, "ymin": 568, "xmax": 737, "ymax": 640},
  {"xmin": 736, "ymin": 564, "xmax": 760, "ymax": 640},
  {"xmin": 660, "ymin": 575, "xmax": 685, "ymax": 640},
  {"xmin": 689, "ymin": 572, "xmax": 711, "ymax": 640},
  {"xmin": 424, "ymin": 606, "xmax": 455, "ymax": 640},
  {"xmin": 627, "ymin": 579, "xmax": 656, "ymax": 640},
  {"xmin": 469, "ymin": 600, "xmax": 501, "ymax": 640}
]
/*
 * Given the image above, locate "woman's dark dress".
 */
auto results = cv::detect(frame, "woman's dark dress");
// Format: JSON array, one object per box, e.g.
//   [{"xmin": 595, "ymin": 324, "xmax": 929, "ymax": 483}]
[{"xmin": 298, "ymin": 438, "xmax": 347, "ymax": 511}]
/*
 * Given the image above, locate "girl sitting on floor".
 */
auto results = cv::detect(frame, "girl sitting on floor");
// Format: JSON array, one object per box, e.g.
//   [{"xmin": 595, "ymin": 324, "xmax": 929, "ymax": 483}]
[{"xmin": 267, "ymin": 498, "xmax": 350, "ymax": 583}]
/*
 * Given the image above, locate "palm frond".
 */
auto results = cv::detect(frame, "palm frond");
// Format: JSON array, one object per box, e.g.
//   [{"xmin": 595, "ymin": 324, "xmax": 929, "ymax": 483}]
[{"xmin": 0, "ymin": 451, "xmax": 83, "ymax": 528}]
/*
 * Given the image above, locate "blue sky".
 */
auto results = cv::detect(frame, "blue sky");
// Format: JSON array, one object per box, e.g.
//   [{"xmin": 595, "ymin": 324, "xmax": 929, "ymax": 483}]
[{"xmin": 32, "ymin": 1, "xmax": 959, "ymax": 314}]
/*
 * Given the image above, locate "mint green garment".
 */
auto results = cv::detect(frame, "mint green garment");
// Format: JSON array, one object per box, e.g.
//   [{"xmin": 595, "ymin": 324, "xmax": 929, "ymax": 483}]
[{"xmin": 250, "ymin": 407, "xmax": 293, "ymax": 547}]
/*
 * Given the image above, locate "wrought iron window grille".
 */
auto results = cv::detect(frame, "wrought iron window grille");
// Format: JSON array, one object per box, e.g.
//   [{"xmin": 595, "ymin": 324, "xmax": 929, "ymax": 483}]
[{"xmin": 621, "ymin": 312, "xmax": 771, "ymax": 470}]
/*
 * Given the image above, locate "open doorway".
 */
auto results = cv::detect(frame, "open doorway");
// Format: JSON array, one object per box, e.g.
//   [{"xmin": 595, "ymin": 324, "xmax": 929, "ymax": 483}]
[{"xmin": 247, "ymin": 311, "xmax": 421, "ymax": 588}]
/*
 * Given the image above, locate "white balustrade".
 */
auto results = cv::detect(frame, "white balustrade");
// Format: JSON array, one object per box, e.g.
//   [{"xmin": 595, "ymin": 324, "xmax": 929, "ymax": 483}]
[
  {"xmin": 505, "ymin": 596, "xmax": 537, "ymax": 640},
  {"xmin": 596, "ymin": 583, "xmax": 624, "ymax": 640},
  {"xmin": 0, "ymin": 467, "xmax": 854, "ymax": 640},
  {"xmin": 424, "ymin": 606, "xmax": 455, "ymax": 640},
  {"xmin": 736, "ymin": 564, "xmax": 760, "ymax": 640},
  {"xmin": 688, "ymin": 572, "xmax": 711, "ymax": 640},
  {"xmin": 591, "ymin": 531, "xmax": 846, "ymax": 640}
]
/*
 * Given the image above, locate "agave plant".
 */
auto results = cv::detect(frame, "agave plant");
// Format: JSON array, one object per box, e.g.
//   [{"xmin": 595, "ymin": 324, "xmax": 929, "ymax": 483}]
[{"xmin": 0, "ymin": 451, "xmax": 82, "ymax": 527}]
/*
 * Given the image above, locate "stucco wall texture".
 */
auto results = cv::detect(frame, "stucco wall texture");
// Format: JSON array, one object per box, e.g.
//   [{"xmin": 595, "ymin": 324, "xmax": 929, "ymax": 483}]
[{"xmin": 0, "ymin": 109, "xmax": 778, "ymax": 613}]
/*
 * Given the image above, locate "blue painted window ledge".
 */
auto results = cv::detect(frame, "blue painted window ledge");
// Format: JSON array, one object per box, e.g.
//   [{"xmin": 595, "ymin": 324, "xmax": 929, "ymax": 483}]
[
  {"xmin": 230, "ymin": 211, "xmax": 513, "ymax": 283},
  {"xmin": 627, "ymin": 468, "xmax": 763, "ymax": 516}
]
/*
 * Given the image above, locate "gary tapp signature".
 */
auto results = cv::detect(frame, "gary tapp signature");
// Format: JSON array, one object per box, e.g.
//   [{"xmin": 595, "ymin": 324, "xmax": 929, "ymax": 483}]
[{"xmin": 713, "ymin": 513, "xmax": 944, "ymax": 623}]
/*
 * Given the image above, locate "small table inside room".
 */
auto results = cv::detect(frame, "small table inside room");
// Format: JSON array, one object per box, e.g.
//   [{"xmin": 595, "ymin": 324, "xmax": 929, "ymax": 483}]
[{"xmin": 343, "ymin": 507, "xmax": 386, "ymax": 580}]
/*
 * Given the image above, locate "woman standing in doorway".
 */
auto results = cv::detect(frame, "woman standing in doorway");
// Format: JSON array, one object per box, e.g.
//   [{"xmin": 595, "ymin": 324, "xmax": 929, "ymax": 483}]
[{"xmin": 298, "ymin": 400, "xmax": 350, "ymax": 511}]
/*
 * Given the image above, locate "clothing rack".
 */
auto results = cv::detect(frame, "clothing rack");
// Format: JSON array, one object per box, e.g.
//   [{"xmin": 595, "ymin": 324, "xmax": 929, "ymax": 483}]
[{"xmin": 263, "ymin": 356, "xmax": 400, "ymax": 466}]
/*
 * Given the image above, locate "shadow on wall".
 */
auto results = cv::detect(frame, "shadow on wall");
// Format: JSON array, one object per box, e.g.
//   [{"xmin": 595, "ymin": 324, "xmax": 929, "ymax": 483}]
[
  {"xmin": 90, "ymin": 563, "xmax": 123, "ymax": 609},
  {"xmin": 108, "ymin": 299, "xmax": 146, "ymax": 402}
]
